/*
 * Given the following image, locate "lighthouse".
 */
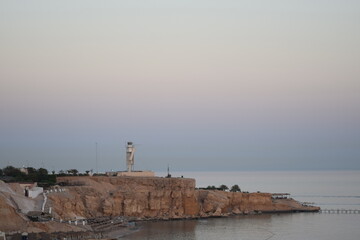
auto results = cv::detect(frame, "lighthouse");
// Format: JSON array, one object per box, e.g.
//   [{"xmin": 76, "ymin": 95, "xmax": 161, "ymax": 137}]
[
  {"xmin": 105, "ymin": 141, "xmax": 155, "ymax": 177},
  {"xmin": 126, "ymin": 142, "xmax": 135, "ymax": 172}
]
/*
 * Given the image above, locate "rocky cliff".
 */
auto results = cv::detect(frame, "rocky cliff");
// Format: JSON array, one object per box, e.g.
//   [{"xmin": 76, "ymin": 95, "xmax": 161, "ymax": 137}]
[
  {"xmin": 50, "ymin": 176, "xmax": 318, "ymax": 220},
  {"xmin": 51, "ymin": 176, "xmax": 199, "ymax": 220},
  {"xmin": 0, "ymin": 176, "xmax": 319, "ymax": 234},
  {"xmin": 0, "ymin": 180, "xmax": 89, "ymax": 233}
]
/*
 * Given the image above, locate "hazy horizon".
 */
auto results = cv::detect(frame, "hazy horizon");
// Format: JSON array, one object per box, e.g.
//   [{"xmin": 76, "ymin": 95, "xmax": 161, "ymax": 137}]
[{"xmin": 1, "ymin": 1, "xmax": 359, "ymax": 172}]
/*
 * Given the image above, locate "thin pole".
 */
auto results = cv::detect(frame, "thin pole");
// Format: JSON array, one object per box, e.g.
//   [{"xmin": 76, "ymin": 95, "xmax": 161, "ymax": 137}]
[{"xmin": 96, "ymin": 142, "xmax": 98, "ymax": 174}]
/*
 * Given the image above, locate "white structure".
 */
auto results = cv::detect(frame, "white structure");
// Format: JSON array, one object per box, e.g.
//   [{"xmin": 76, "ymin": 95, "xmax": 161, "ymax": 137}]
[
  {"xmin": 126, "ymin": 142, "xmax": 135, "ymax": 172},
  {"xmin": 19, "ymin": 167, "xmax": 29, "ymax": 175},
  {"xmin": 105, "ymin": 141, "xmax": 154, "ymax": 177},
  {"xmin": 106, "ymin": 171, "xmax": 155, "ymax": 177},
  {"xmin": 41, "ymin": 192, "xmax": 47, "ymax": 212},
  {"xmin": 25, "ymin": 186, "xmax": 43, "ymax": 199},
  {"xmin": 116, "ymin": 171, "xmax": 154, "ymax": 177}
]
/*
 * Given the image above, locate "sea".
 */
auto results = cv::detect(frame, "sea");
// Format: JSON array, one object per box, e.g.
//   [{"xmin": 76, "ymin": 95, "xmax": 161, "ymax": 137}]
[{"xmin": 121, "ymin": 171, "xmax": 360, "ymax": 240}]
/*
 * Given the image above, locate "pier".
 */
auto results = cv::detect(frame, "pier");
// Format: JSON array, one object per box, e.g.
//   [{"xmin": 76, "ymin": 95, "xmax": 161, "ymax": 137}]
[{"xmin": 320, "ymin": 209, "xmax": 360, "ymax": 214}]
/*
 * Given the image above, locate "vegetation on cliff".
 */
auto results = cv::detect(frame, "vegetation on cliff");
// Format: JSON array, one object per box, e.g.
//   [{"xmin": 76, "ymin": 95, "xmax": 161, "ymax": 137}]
[
  {"xmin": 201, "ymin": 184, "xmax": 241, "ymax": 192},
  {"xmin": 0, "ymin": 165, "xmax": 56, "ymax": 187},
  {"xmin": 0, "ymin": 166, "xmax": 95, "ymax": 187}
]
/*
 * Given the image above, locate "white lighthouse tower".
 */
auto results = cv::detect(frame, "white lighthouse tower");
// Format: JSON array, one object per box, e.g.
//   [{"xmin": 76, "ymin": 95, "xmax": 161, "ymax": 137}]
[
  {"xmin": 126, "ymin": 142, "xmax": 135, "ymax": 172},
  {"xmin": 106, "ymin": 141, "xmax": 155, "ymax": 177}
]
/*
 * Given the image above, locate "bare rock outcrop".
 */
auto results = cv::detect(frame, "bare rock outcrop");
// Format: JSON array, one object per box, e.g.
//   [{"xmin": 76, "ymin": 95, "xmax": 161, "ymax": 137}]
[
  {"xmin": 0, "ymin": 181, "xmax": 87, "ymax": 233},
  {"xmin": 0, "ymin": 194, "xmax": 28, "ymax": 232},
  {"xmin": 50, "ymin": 176, "xmax": 319, "ymax": 220},
  {"xmin": 0, "ymin": 176, "xmax": 319, "ymax": 234},
  {"xmin": 51, "ymin": 176, "xmax": 199, "ymax": 220}
]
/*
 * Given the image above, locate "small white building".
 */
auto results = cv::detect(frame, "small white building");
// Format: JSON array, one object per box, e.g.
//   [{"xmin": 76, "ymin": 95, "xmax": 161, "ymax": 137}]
[
  {"xmin": 22, "ymin": 183, "xmax": 43, "ymax": 198},
  {"xmin": 28, "ymin": 186, "xmax": 43, "ymax": 198}
]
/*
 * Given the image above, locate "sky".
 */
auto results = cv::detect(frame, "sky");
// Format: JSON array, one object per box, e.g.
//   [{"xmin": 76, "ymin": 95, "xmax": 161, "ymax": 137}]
[{"xmin": 0, "ymin": 0, "xmax": 359, "ymax": 172}]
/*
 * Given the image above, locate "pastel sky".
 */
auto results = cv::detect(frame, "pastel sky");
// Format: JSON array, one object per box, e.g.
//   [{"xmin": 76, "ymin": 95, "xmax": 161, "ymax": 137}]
[{"xmin": 1, "ymin": 0, "xmax": 359, "ymax": 172}]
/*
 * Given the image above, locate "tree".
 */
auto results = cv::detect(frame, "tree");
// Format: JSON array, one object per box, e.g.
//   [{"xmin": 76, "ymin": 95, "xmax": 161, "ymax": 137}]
[
  {"xmin": 3, "ymin": 166, "xmax": 22, "ymax": 177},
  {"xmin": 37, "ymin": 168, "xmax": 49, "ymax": 181},
  {"xmin": 26, "ymin": 167, "xmax": 37, "ymax": 174},
  {"xmin": 27, "ymin": 167, "xmax": 38, "ymax": 182},
  {"xmin": 3, "ymin": 166, "xmax": 17, "ymax": 176},
  {"xmin": 219, "ymin": 184, "xmax": 229, "ymax": 191},
  {"xmin": 0, "ymin": 168, "xmax": 3, "ymax": 176},
  {"xmin": 206, "ymin": 185, "xmax": 217, "ymax": 190},
  {"xmin": 2, "ymin": 166, "xmax": 26, "ymax": 181},
  {"xmin": 230, "ymin": 184, "xmax": 241, "ymax": 192},
  {"xmin": 38, "ymin": 168, "xmax": 48, "ymax": 175},
  {"xmin": 67, "ymin": 169, "xmax": 78, "ymax": 176}
]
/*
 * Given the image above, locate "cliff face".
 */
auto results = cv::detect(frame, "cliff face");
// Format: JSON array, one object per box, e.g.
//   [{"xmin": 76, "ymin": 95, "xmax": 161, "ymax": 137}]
[
  {"xmin": 0, "ymin": 194, "xmax": 28, "ymax": 232},
  {"xmin": 50, "ymin": 176, "xmax": 318, "ymax": 220},
  {"xmin": 198, "ymin": 190, "xmax": 273, "ymax": 216},
  {"xmin": 0, "ymin": 176, "xmax": 319, "ymax": 233},
  {"xmin": 51, "ymin": 176, "xmax": 199, "ymax": 220},
  {"xmin": 0, "ymin": 181, "xmax": 88, "ymax": 233}
]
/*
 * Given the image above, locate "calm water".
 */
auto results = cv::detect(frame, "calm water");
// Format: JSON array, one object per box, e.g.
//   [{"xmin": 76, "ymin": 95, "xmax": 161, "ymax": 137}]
[{"xmin": 121, "ymin": 171, "xmax": 360, "ymax": 240}]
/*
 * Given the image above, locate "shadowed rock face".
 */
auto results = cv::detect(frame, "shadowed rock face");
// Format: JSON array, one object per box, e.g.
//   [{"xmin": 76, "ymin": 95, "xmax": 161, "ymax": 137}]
[{"xmin": 51, "ymin": 176, "xmax": 319, "ymax": 220}]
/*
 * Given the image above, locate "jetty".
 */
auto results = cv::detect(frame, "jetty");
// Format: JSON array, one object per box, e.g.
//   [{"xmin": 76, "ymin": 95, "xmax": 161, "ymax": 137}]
[{"xmin": 320, "ymin": 209, "xmax": 360, "ymax": 214}]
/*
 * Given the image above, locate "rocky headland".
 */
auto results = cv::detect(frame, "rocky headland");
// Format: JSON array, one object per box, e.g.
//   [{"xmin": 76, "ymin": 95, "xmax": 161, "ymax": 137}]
[{"xmin": 0, "ymin": 176, "xmax": 319, "ymax": 238}]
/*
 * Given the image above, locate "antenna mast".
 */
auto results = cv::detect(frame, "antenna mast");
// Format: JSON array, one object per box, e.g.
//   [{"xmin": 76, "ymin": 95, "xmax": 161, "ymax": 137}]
[
  {"xmin": 96, "ymin": 142, "xmax": 98, "ymax": 174},
  {"xmin": 166, "ymin": 164, "xmax": 171, "ymax": 178}
]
